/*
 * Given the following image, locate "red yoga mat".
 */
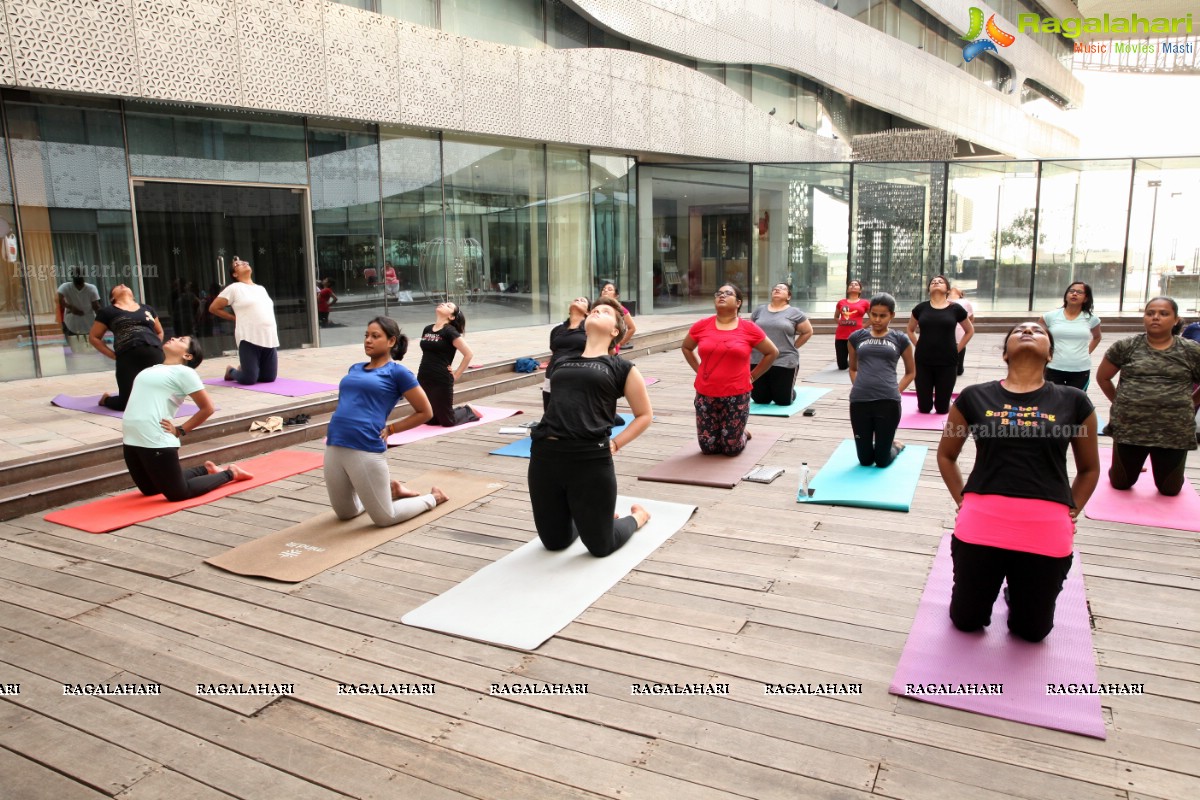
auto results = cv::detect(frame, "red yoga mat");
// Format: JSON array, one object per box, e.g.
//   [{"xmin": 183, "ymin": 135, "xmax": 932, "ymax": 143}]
[
  {"xmin": 889, "ymin": 534, "xmax": 1105, "ymax": 739},
  {"xmin": 44, "ymin": 450, "xmax": 325, "ymax": 534},
  {"xmin": 1084, "ymin": 447, "xmax": 1200, "ymax": 532}
]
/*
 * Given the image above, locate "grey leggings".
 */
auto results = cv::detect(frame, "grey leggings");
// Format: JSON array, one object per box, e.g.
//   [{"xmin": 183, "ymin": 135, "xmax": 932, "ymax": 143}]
[{"xmin": 324, "ymin": 445, "xmax": 435, "ymax": 526}]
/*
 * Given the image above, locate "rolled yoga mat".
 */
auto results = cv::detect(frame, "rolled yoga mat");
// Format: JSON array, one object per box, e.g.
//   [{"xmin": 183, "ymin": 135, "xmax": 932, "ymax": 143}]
[
  {"xmin": 402, "ymin": 495, "xmax": 696, "ymax": 650},
  {"xmin": 749, "ymin": 386, "xmax": 828, "ymax": 417},
  {"xmin": 638, "ymin": 431, "xmax": 781, "ymax": 489},
  {"xmin": 52, "ymin": 394, "xmax": 200, "ymax": 419},
  {"xmin": 801, "ymin": 362, "xmax": 852, "ymax": 385},
  {"xmin": 203, "ymin": 377, "xmax": 339, "ymax": 396},
  {"xmin": 1084, "ymin": 446, "xmax": 1200, "ymax": 532},
  {"xmin": 44, "ymin": 450, "xmax": 325, "ymax": 534},
  {"xmin": 889, "ymin": 533, "xmax": 1105, "ymax": 739},
  {"xmin": 897, "ymin": 391, "xmax": 958, "ymax": 431},
  {"xmin": 796, "ymin": 438, "xmax": 927, "ymax": 512},
  {"xmin": 205, "ymin": 470, "xmax": 504, "ymax": 582},
  {"xmin": 387, "ymin": 406, "xmax": 521, "ymax": 446},
  {"xmin": 490, "ymin": 414, "xmax": 631, "ymax": 459}
]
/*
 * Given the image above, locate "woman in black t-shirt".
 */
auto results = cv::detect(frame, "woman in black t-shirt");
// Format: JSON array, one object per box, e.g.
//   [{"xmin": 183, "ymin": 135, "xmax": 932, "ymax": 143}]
[
  {"xmin": 88, "ymin": 284, "xmax": 165, "ymax": 411},
  {"xmin": 529, "ymin": 298, "xmax": 654, "ymax": 557},
  {"xmin": 417, "ymin": 301, "xmax": 480, "ymax": 427},
  {"xmin": 907, "ymin": 275, "xmax": 973, "ymax": 414},
  {"xmin": 937, "ymin": 322, "xmax": 1100, "ymax": 642},
  {"xmin": 543, "ymin": 295, "xmax": 590, "ymax": 411}
]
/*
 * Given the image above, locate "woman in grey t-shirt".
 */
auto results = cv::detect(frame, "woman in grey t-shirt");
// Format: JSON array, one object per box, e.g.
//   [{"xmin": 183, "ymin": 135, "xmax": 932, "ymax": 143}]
[
  {"xmin": 848, "ymin": 293, "xmax": 915, "ymax": 467},
  {"xmin": 749, "ymin": 283, "xmax": 813, "ymax": 406}
]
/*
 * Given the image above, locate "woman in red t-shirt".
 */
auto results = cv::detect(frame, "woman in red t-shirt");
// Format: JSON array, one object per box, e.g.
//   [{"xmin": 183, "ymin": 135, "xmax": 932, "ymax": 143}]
[
  {"xmin": 834, "ymin": 279, "xmax": 870, "ymax": 370},
  {"xmin": 681, "ymin": 283, "xmax": 778, "ymax": 455},
  {"xmin": 317, "ymin": 277, "xmax": 338, "ymax": 327}
]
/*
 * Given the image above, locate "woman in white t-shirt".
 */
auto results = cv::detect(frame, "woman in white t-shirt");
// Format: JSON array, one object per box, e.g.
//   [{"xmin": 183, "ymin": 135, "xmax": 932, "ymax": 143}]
[
  {"xmin": 1038, "ymin": 281, "xmax": 1102, "ymax": 390},
  {"xmin": 121, "ymin": 336, "xmax": 252, "ymax": 501},
  {"xmin": 208, "ymin": 258, "xmax": 280, "ymax": 385}
]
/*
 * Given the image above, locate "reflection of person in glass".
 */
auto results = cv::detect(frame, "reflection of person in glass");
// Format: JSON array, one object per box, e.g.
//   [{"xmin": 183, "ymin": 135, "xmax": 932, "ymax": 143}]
[
  {"xmin": 89, "ymin": 283, "xmax": 164, "ymax": 411},
  {"xmin": 57, "ymin": 268, "xmax": 101, "ymax": 337},
  {"xmin": 122, "ymin": 336, "xmax": 254, "ymax": 501},
  {"xmin": 938, "ymin": 322, "xmax": 1099, "ymax": 642},
  {"xmin": 208, "ymin": 257, "xmax": 279, "ymax": 385}
]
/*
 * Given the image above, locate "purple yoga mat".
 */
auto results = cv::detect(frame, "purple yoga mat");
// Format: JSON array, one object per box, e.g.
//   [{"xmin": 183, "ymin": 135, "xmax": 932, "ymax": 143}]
[
  {"xmin": 386, "ymin": 405, "xmax": 521, "ymax": 445},
  {"xmin": 897, "ymin": 391, "xmax": 957, "ymax": 430},
  {"xmin": 1084, "ymin": 447, "xmax": 1200, "ymax": 532},
  {"xmin": 889, "ymin": 534, "xmax": 1105, "ymax": 739},
  {"xmin": 203, "ymin": 377, "xmax": 338, "ymax": 396},
  {"xmin": 51, "ymin": 394, "xmax": 200, "ymax": 419}
]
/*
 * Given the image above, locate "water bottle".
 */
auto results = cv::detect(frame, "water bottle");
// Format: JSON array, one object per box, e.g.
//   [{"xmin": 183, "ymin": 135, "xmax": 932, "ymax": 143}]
[{"xmin": 799, "ymin": 461, "xmax": 811, "ymax": 498}]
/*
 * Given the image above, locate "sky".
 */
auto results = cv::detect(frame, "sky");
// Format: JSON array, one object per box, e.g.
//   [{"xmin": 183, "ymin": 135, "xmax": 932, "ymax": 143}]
[{"xmin": 1067, "ymin": 70, "xmax": 1200, "ymax": 158}]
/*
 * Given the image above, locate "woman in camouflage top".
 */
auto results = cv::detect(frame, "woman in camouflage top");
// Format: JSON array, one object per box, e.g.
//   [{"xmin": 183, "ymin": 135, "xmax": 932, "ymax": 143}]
[{"xmin": 1096, "ymin": 297, "xmax": 1200, "ymax": 496}]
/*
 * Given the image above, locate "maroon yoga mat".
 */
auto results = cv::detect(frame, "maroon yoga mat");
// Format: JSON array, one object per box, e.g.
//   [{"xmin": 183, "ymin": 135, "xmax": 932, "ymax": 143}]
[
  {"xmin": 637, "ymin": 432, "xmax": 781, "ymax": 489},
  {"xmin": 889, "ymin": 534, "xmax": 1105, "ymax": 739}
]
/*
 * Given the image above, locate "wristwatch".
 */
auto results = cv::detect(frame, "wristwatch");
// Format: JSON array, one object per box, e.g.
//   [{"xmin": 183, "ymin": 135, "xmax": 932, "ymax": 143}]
[{"xmin": 175, "ymin": 425, "xmax": 187, "ymax": 437}]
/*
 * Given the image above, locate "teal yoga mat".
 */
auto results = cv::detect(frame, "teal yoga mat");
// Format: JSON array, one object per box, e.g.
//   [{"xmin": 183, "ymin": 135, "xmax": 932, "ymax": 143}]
[
  {"xmin": 749, "ymin": 387, "xmax": 828, "ymax": 417},
  {"xmin": 797, "ymin": 439, "xmax": 928, "ymax": 512},
  {"xmin": 490, "ymin": 414, "xmax": 632, "ymax": 458}
]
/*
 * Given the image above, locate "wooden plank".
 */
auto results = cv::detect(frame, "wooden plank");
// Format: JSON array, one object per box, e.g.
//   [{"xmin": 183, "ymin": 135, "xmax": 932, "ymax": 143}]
[{"xmin": 0, "ymin": 744, "xmax": 111, "ymax": 800}]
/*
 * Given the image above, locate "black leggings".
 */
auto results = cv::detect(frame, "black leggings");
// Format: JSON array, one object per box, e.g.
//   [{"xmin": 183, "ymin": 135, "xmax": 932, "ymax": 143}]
[
  {"xmin": 849, "ymin": 399, "xmax": 902, "ymax": 467},
  {"xmin": 101, "ymin": 345, "xmax": 164, "ymax": 411},
  {"xmin": 834, "ymin": 339, "xmax": 850, "ymax": 370},
  {"xmin": 914, "ymin": 362, "xmax": 957, "ymax": 413},
  {"xmin": 528, "ymin": 438, "xmax": 638, "ymax": 558},
  {"xmin": 949, "ymin": 535, "xmax": 1073, "ymax": 643},
  {"xmin": 1045, "ymin": 368, "xmax": 1090, "ymax": 391},
  {"xmin": 751, "ymin": 364, "xmax": 798, "ymax": 406},
  {"xmin": 123, "ymin": 445, "xmax": 232, "ymax": 502},
  {"xmin": 420, "ymin": 373, "xmax": 478, "ymax": 427},
  {"xmin": 1109, "ymin": 443, "xmax": 1188, "ymax": 496}
]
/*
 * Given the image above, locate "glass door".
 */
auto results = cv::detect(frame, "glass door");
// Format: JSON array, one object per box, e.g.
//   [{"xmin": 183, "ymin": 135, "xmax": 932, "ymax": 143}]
[{"xmin": 133, "ymin": 182, "xmax": 311, "ymax": 354}]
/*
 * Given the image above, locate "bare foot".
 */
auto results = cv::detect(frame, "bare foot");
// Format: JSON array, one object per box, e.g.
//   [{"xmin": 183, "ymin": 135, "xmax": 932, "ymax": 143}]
[
  {"xmin": 227, "ymin": 463, "xmax": 255, "ymax": 481},
  {"xmin": 224, "ymin": 366, "xmax": 235, "ymax": 382},
  {"xmin": 203, "ymin": 460, "xmax": 221, "ymax": 475},
  {"xmin": 430, "ymin": 486, "xmax": 449, "ymax": 505},
  {"xmin": 391, "ymin": 479, "xmax": 421, "ymax": 501},
  {"xmin": 745, "ymin": 430, "xmax": 753, "ymax": 441},
  {"xmin": 630, "ymin": 503, "xmax": 651, "ymax": 529},
  {"xmin": 893, "ymin": 440, "xmax": 906, "ymax": 455},
  {"xmin": 99, "ymin": 392, "xmax": 110, "ymax": 406}
]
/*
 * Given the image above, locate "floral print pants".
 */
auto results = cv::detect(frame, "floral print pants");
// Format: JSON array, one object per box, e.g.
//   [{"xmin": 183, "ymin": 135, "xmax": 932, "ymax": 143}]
[{"xmin": 695, "ymin": 392, "xmax": 750, "ymax": 456}]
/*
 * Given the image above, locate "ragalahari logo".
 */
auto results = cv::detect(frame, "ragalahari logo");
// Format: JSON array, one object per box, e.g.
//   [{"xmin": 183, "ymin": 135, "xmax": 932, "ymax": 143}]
[{"xmin": 962, "ymin": 7, "xmax": 1015, "ymax": 62}]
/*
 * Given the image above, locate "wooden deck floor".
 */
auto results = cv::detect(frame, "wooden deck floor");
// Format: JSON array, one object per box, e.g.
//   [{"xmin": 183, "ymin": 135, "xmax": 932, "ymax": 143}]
[{"xmin": 1, "ymin": 337, "xmax": 1198, "ymax": 799}]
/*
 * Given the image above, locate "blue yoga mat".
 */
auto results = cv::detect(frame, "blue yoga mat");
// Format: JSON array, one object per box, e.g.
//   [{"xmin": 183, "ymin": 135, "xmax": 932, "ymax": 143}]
[
  {"xmin": 749, "ymin": 386, "xmax": 828, "ymax": 417},
  {"xmin": 797, "ymin": 439, "xmax": 928, "ymax": 512},
  {"xmin": 490, "ymin": 414, "xmax": 632, "ymax": 458}
]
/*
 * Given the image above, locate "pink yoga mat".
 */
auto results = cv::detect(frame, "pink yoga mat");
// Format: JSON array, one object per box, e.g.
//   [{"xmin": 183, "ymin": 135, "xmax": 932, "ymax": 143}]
[
  {"xmin": 889, "ymin": 534, "xmax": 1105, "ymax": 739},
  {"xmin": 897, "ymin": 391, "xmax": 957, "ymax": 430},
  {"xmin": 386, "ymin": 406, "xmax": 521, "ymax": 445},
  {"xmin": 203, "ymin": 377, "xmax": 338, "ymax": 396},
  {"xmin": 644, "ymin": 377, "xmax": 659, "ymax": 387},
  {"xmin": 52, "ymin": 394, "xmax": 200, "ymax": 419},
  {"xmin": 1084, "ymin": 447, "xmax": 1200, "ymax": 532}
]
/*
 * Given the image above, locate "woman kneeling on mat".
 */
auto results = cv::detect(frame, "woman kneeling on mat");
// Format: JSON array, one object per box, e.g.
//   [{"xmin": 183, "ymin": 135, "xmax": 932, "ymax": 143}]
[
  {"xmin": 1095, "ymin": 296, "xmax": 1200, "ymax": 497},
  {"xmin": 750, "ymin": 283, "xmax": 813, "ymax": 406},
  {"xmin": 209, "ymin": 257, "xmax": 279, "ymax": 385},
  {"xmin": 937, "ymin": 322, "xmax": 1099, "ymax": 642},
  {"xmin": 418, "ymin": 301, "xmax": 480, "ymax": 427},
  {"xmin": 325, "ymin": 317, "xmax": 448, "ymax": 527},
  {"xmin": 122, "ymin": 336, "xmax": 253, "ymax": 501},
  {"xmin": 681, "ymin": 283, "xmax": 778, "ymax": 455},
  {"xmin": 847, "ymin": 293, "xmax": 915, "ymax": 467},
  {"xmin": 529, "ymin": 298, "xmax": 653, "ymax": 557}
]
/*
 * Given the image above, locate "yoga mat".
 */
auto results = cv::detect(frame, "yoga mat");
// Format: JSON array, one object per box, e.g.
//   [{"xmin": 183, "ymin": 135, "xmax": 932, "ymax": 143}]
[
  {"xmin": 898, "ymin": 391, "xmax": 958, "ymax": 431},
  {"xmin": 644, "ymin": 377, "xmax": 660, "ymax": 387},
  {"xmin": 402, "ymin": 495, "xmax": 696, "ymax": 650},
  {"xmin": 802, "ymin": 362, "xmax": 852, "ymax": 385},
  {"xmin": 44, "ymin": 450, "xmax": 325, "ymax": 534},
  {"xmin": 749, "ymin": 387, "xmax": 828, "ymax": 417},
  {"xmin": 387, "ymin": 406, "xmax": 521, "ymax": 446},
  {"xmin": 490, "ymin": 414, "xmax": 631, "ymax": 459},
  {"xmin": 797, "ymin": 439, "xmax": 927, "ymax": 512},
  {"xmin": 203, "ymin": 377, "xmax": 338, "ymax": 396},
  {"xmin": 1084, "ymin": 447, "xmax": 1200, "ymax": 532},
  {"xmin": 52, "ymin": 394, "xmax": 200, "ymax": 419},
  {"xmin": 205, "ymin": 470, "xmax": 504, "ymax": 582},
  {"xmin": 889, "ymin": 533, "xmax": 1105, "ymax": 739},
  {"xmin": 638, "ymin": 431, "xmax": 781, "ymax": 489}
]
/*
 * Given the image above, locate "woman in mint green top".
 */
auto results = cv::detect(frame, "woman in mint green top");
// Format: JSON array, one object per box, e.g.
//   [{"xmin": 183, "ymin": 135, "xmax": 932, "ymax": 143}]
[
  {"xmin": 1039, "ymin": 281, "xmax": 1102, "ymax": 391},
  {"xmin": 121, "ymin": 336, "xmax": 253, "ymax": 501}
]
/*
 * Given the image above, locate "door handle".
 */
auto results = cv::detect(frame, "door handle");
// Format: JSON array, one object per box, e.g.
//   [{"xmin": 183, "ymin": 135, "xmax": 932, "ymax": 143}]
[{"xmin": 217, "ymin": 256, "xmax": 226, "ymax": 287}]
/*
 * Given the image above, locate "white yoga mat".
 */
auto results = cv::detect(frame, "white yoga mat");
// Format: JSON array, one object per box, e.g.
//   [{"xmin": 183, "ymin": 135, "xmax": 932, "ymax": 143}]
[{"xmin": 402, "ymin": 496, "xmax": 696, "ymax": 650}]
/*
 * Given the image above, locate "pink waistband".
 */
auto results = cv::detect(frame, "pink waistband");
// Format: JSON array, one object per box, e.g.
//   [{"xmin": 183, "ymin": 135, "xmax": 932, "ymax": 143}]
[{"xmin": 954, "ymin": 493, "xmax": 1074, "ymax": 558}]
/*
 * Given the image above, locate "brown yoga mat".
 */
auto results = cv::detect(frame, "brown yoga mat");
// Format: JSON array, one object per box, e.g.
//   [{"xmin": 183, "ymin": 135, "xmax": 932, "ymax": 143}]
[
  {"xmin": 637, "ymin": 431, "xmax": 781, "ymax": 488},
  {"xmin": 205, "ymin": 470, "xmax": 504, "ymax": 582}
]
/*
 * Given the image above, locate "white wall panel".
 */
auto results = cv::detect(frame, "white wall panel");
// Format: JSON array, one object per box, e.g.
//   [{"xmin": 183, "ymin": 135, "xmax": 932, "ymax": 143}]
[
  {"xmin": 133, "ymin": 0, "xmax": 241, "ymax": 106},
  {"xmin": 323, "ymin": 2, "xmax": 401, "ymax": 123},
  {"xmin": 4, "ymin": 0, "xmax": 141, "ymax": 95},
  {"xmin": 237, "ymin": 0, "xmax": 327, "ymax": 116}
]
